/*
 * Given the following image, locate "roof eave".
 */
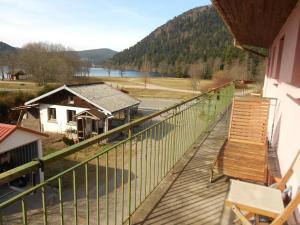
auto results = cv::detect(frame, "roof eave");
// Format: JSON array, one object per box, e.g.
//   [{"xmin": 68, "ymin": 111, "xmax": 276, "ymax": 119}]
[{"xmin": 25, "ymin": 85, "xmax": 113, "ymax": 116}]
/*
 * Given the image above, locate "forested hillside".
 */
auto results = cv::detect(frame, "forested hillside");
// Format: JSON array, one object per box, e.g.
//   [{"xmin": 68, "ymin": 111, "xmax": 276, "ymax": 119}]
[
  {"xmin": 0, "ymin": 42, "xmax": 18, "ymax": 55},
  {"xmin": 77, "ymin": 48, "xmax": 117, "ymax": 66},
  {"xmin": 112, "ymin": 6, "xmax": 265, "ymax": 80}
]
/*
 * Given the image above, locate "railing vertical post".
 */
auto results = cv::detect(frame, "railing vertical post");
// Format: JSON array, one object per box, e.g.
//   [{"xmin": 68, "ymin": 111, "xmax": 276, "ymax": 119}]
[
  {"xmin": 96, "ymin": 157, "xmax": 100, "ymax": 225},
  {"xmin": 73, "ymin": 170, "xmax": 78, "ymax": 225},
  {"xmin": 58, "ymin": 178, "xmax": 64, "ymax": 225},
  {"xmin": 145, "ymin": 130, "xmax": 148, "ymax": 196},
  {"xmin": 134, "ymin": 137, "xmax": 137, "ymax": 210},
  {"xmin": 21, "ymin": 198, "xmax": 27, "ymax": 225},
  {"xmin": 114, "ymin": 147, "xmax": 117, "ymax": 225},
  {"xmin": 153, "ymin": 126, "xmax": 157, "ymax": 187},
  {"xmin": 157, "ymin": 124, "xmax": 161, "ymax": 181},
  {"xmin": 41, "ymin": 186, "xmax": 48, "ymax": 225},
  {"xmin": 85, "ymin": 164, "xmax": 89, "ymax": 225},
  {"xmin": 172, "ymin": 107, "xmax": 177, "ymax": 168},
  {"xmin": 121, "ymin": 144, "xmax": 125, "ymax": 223},
  {"xmin": 140, "ymin": 133, "xmax": 143, "ymax": 204},
  {"xmin": 128, "ymin": 127, "xmax": 133, "ymax": 224},
  {"xmin": 207, "ymin": 94, "xmax": 213, "ymax": 128},
  {"xmin": 105, "ymin": 153, "xmax": 109, "ymax": 225},
  {"xmin": 149, "ymin": 128, "xmax": 153, "ymax": 191},
  {"xmin": 163, "ymin": 121, "xmax": 167, "ymax": 176}
]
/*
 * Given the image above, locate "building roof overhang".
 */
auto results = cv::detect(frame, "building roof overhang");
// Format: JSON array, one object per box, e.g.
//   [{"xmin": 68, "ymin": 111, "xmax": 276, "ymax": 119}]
[
  {"xmin": 25, "ymin": 83, "xmax": 140, "ymax": 115},
  {"xmin": 0, "ymin": 123, "xmax": 48, "ymax": 144},
  {"xmin": 25, "ymin": 85, "xmax": 112, "ymax": 115},
  {"xmin": 74, "ymin": 109, "xmax": 106, "ymax": 120},
  {"xmin": 212, "ymin": 0, "xmax": 299, "ymax": 48}
]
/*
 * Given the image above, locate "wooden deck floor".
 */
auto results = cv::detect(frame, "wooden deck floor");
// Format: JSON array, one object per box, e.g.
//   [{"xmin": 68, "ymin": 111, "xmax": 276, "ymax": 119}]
[{"xmin": 131, "ymin": 115, "xmax": 233, "ymax": 225}]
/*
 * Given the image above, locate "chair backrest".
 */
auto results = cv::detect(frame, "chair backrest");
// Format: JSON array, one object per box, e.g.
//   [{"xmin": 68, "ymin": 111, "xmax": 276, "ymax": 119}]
[
  {"xmin": 228, "ymin": 97, "xmax": 270, "ymax": 145},
  {"xmin": 272, "ymin": 150, "xmax": 300, "ymax": 224}
]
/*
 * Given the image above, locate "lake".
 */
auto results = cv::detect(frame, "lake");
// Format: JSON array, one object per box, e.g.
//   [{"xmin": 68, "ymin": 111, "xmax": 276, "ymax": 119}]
[
  {"xmin": 2, "ymin": 67, "xmax": 173, "ymax": 79},
  {"xmin": 87, "ymin": 67, "xmax": 171, "ymax": 78}
]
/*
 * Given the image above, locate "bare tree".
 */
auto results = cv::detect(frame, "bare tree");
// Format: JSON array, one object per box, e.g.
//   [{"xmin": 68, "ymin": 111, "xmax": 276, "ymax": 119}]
[
  {"xmin": 0, "ymin": 66, "xmax": 5, "ymax": 80},
  {"xmin": 119, "ymin": 66, "xmax": 124, "ymax": 77},
  {"xmin": 104, "ymin": 60, "xmax": 112, "ymax": 77},
  {"xmin": 19, "ymin": 42, "xmax": 81, "ymax": 84},
  {"xmin": 143, "ymin": 73, "xmax": 148, "ymax": 88},
  {"xmin": 80, "ymin": 60, "xmax": 91, "ymax": 76},
  {"xmin": 0, "ymin": 54, "xmax": 6, "ymax": 80},
  {"xmin": 188, "ymin": 63, "xmax": 202, "ymax": 92}
]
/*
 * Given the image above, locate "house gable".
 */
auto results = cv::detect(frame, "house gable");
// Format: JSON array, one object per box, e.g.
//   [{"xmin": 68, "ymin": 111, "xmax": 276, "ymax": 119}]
[
  {"xmin": 37, "ymin": 89, "xmax": 97, "ymax": 109},
  {"xmin": 26, "ymin": 86, "xmax": 112, "ymax": 115},
  {"xmin": 0, "ymin": 129, "xmax": 43, "ymax": 153}
]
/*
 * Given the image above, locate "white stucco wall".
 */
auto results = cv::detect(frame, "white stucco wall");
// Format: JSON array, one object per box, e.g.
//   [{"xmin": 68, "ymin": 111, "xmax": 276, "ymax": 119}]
[
  {"xmin": 0, "ymin": 129, "xmax": 45, "ymax": 182},
  {"xmin": 263, "ymin": 3, "xmax": 300, "ymax": 223},
  {"xmin": 40, "ymin": 104, "xmax": 88, "ymax": 133}
]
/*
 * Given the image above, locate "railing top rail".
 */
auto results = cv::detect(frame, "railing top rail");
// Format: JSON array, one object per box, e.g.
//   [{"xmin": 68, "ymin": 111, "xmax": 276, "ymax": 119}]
[{"xmin": 0, "ymin": 81, "xmax": 234, "ymax": 185}]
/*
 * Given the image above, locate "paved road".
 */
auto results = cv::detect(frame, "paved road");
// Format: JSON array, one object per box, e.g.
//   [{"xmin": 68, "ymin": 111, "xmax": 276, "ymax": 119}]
[{"xmin": 138, "ymin": 98, "xmax": 181, "ymax": 111}]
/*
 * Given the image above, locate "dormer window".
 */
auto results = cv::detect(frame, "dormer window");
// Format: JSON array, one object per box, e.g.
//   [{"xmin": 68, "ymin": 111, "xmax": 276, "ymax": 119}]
[{"xmin": 68, "ymin": 96, "xmax": 74, "ymax": 104}]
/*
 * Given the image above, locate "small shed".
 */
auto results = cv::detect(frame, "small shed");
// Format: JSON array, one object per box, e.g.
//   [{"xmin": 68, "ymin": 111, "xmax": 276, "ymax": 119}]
[{"xmin": 0, "ymin": 123, "xmax": 47, "ymax": 186}]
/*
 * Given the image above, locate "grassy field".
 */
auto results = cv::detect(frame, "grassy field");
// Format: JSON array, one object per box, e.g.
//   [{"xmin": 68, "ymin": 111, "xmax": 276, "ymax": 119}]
[
  {"xmin": 146, "ymin": 77, "xmax": 212, "ymax": 90},
  {"xmin": 125, "ymin": 87, "xmax": 195, "ymax": 99},
  {"xmin": 97, "ymin": 76, "xmax": 214, "ymax": 91},
  {"xmin": 0, "ymin": 77, "xmax": 213, "ymax": 100},
  {"xmin": 0, "ymin": 81, "xmax": 42, "ymax": 93}
]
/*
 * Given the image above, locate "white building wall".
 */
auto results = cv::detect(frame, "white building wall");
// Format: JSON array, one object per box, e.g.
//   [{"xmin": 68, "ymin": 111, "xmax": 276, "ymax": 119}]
[
  {"xmin": 263, "ymin": 3, "xmax": 300, "ymax": 223},
  {"xmin": 40, "ymin": 104, "xmax": 88, "ymax": 133}
]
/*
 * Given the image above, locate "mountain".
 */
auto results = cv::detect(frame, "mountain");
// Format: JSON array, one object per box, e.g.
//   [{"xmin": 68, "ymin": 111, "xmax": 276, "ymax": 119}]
[
  {"xmin": 0, "ymin": 42, "xmax": 18, "ymax": 54},
  {"xmin": 112, "ymin": 6, "xmax": 263, "ymax": 78},
  {"xmin": 77, "ymin": 48, "xmax": 117, "ymax": 66},
  {"xmin": 0, "ymin": 41, "xmax": 116, "ymax": 66}
]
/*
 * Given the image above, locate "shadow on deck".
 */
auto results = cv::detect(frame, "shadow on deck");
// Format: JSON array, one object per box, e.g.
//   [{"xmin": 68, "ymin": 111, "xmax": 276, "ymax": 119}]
[{"xmin": 131, "ymin": 115, "xmax": 234, "ymax": 225}]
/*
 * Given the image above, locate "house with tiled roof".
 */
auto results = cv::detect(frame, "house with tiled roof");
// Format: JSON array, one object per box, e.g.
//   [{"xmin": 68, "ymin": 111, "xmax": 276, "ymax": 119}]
[{"xmin": 0, "ymin": 123, "xmax": 47, "ymax": 186}]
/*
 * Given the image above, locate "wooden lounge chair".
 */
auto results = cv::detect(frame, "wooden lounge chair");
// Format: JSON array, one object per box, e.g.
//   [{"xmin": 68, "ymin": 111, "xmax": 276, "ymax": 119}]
[
  {"xmin": 210, "ymin": 97, "xmax": 270, "ymax": 184},
  {"xmin": 226, "ymin": 150, "xmax": 300, "ymax": 225}
]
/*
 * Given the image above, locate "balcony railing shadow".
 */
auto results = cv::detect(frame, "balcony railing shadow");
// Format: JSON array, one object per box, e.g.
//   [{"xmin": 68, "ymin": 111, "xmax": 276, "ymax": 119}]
[{"xmin": 131, "ymin": 112, "xmax": 232, "ymax": 225}]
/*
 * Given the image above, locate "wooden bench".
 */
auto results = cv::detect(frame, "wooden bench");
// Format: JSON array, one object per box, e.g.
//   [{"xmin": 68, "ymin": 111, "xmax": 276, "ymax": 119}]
[{"xmin": 210, "ymin": 96, "xmax": 270, "ymax": 184}]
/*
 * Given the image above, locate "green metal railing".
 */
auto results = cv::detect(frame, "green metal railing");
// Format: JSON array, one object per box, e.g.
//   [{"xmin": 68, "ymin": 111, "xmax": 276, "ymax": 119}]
[{"xmin": 0, "ymin": 82, "xmax": 234, "ymax": 225}]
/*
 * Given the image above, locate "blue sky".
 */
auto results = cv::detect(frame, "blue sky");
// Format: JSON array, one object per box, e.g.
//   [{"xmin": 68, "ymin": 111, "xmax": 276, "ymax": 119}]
[{"xmin": 0, "ymin": 0, "xmax": 211, "ymax": 51}]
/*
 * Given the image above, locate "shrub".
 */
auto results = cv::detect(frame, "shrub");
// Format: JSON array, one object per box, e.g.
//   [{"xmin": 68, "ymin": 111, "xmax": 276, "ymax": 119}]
[
  {"xmin": 62, "ymin": 136, "xmax": 75, "ymax": 146},
  {"xmin": 0, "ymin": 91, "xmax": 35, "ymax": 123}
]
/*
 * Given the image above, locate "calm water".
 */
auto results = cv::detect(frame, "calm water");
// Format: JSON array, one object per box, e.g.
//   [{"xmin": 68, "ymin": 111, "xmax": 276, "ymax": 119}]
[
  {"xmin": 88, "ymin": 67, "xmax": 171, "ymax": 78},
  {"xmin": 2, "ymin": 67, "xmax": 173, "ymax": 78}
]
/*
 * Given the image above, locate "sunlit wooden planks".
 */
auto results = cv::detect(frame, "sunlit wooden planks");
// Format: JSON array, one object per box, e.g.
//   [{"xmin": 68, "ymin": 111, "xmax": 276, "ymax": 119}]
[
  {"xmin": 228, "ymin": 97, "xmax": 270, "ymax": 145},
  {"xmin": 212, "ymin": 97, "xmax": 270, "ymax": 184}
]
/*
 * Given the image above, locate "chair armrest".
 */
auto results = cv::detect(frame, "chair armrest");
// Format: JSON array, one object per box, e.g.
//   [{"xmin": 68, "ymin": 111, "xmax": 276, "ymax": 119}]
[
  {"xmin": 273, "ymin": 177, "xmax": 282, "ymax": 184},
  {"xmin": 268, "ymin": 177, "xmax": 284, "ymax": 190}
]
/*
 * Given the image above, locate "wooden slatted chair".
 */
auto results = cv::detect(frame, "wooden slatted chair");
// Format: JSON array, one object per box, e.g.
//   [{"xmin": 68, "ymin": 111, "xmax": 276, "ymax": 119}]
[
  {"xmin": 226, "ymin": 150, "xmax": 300, "ymax": 225},
  {"xmin": 210, "ymin": 96, "xmax": 271, "ymax": 184}
]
